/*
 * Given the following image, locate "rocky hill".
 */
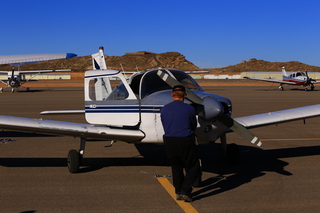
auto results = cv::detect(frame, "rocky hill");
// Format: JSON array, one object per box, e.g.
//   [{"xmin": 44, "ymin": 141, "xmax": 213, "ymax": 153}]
[
  {"xmin": 1, "ymin": 52, "xmax": 320, "ymax": 72},
  {"xmin": 0, "ymin": 51, "xmax": 200, "ymax": 72},
  {"xmin": 209, "ymin": 58, "xmax": 320, "ymax": 72}
]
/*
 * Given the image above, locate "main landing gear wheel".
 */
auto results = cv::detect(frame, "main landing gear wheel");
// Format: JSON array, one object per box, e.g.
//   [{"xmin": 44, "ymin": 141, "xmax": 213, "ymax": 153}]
[
  {"xmin": 279, "ymin": 86, "xmax": 284, "ymax": 91},
  {"xmin": 226, "ymin": 143, "xmax": 240, "ymax": 165},
  {"xmin": 67, "ymin": 149, "xmax": 81, "ymax": 173}
]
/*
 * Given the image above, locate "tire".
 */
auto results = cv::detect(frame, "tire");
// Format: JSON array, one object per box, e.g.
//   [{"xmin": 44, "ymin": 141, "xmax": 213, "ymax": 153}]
[{"xmin": 67, "ymin": 149, "xmax": 80, "ymax": 173}]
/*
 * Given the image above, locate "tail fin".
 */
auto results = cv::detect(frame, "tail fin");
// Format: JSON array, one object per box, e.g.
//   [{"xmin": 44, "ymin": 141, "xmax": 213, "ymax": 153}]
[
  {"xmin": 281, "ymin": 66, "xmax": 288, "ymax": 78},
  {"xmin": 92, "ymin": 47, "xmax": 107, "ymax": 70}
]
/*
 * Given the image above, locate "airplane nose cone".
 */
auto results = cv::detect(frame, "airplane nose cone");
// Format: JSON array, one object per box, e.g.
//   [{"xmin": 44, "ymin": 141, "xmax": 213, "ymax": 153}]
[{"xmin": 201, "ymin": 96, "xmax": 224, "ymax": 121}]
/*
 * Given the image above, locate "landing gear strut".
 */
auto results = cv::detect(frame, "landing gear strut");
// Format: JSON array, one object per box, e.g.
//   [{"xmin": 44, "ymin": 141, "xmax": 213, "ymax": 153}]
[
  {"xmin": 220, "ymin": 134, "xmax": 240, "ymax": 165},
  {"xmin": 67, "ymin": 138, "xmax": 86, "ymax": 173}
]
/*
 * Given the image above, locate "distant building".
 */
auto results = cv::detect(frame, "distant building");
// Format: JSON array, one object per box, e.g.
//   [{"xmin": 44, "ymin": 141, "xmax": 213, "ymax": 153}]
[{"xmin": 125, "ymin": 51, "xmax": 154, "ymax": 55}]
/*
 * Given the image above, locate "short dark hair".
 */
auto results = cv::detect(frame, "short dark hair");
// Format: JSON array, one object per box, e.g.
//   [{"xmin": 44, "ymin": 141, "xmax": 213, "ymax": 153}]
[{"xmin": 172, "ymin": 85, "xmax": 185, "ymax": 92}]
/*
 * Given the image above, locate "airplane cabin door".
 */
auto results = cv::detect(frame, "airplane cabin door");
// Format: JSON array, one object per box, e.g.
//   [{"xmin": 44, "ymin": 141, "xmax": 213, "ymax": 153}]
[{"xmin": 84, "ymin": 70, "xmax": 140, "ymax": 128}]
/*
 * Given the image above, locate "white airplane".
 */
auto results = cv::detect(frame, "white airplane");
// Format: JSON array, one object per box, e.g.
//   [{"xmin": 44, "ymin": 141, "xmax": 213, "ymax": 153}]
[
  {"xmin": 1, "ymin": 47, "xmax": 320, "ymax": 180},
  {"xmin": 244, "ymin": 66, "xmax": 320, "ymax": 91},
  {"xmin": 0, "ymin": 52, "xmax": 77, "ymax": 92}
]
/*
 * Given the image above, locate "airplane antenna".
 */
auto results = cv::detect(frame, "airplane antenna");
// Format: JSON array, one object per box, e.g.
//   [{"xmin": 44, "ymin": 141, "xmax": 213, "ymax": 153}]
[{"xmin": 120, "ymin": 64, "xmax": 126, "ymax": 75}]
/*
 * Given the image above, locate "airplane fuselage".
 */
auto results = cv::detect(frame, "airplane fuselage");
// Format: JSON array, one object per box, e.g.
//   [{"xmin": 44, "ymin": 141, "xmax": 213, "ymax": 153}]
[
  {"xmin": 283, "ymin": 75, "xmax": 310, "ymax": 86},
  {"xmin": 84, "ymin": 69, "xmax": 232, "ymax": 145},
  {"xmin": 7, "ymin": 72, "xmax": 22, "ymax": 88}
]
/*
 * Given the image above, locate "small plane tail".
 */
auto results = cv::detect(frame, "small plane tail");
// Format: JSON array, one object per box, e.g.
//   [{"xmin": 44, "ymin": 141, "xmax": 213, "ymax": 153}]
[
  {"xmin": 91, "ymin": 47, "xmax": 107, "ymax": 70},
  {"xmin": 282, "ymin": 66, "xmax": 288, "ymax": 78}
]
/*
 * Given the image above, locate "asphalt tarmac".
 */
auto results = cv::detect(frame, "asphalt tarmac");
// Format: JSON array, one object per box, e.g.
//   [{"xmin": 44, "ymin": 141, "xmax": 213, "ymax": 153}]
[{"xmin": 1, "ymin": 84, "xmax": 320, "ymax": 213}]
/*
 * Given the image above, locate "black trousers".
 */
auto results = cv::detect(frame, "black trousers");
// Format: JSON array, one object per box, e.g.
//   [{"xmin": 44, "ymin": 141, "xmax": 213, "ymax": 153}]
[{"xmin": 163, "ymin": 135, "xmax": 201, "ymax": 196}]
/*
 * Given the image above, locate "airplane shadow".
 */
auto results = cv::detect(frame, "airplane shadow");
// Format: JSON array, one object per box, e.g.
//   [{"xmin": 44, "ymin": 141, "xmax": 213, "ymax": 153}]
[
  {"xmin": 1, "ymin": 143, "xmax": 320, "ymax": 198},
  {"xmin": 290, "ymin": 88, "xmax": 319, "ymax": 91},
  {"xmin": 192, "ymin": 143, "xmax": 320, "ymax": 200},
  {"xmin": 17, "ymin": 89, "xmax": 48, "ymax": 93}
]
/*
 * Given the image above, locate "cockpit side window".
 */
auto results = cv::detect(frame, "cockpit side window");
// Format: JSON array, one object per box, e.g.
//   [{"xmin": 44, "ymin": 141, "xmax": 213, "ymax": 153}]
[
  {"xmin": 106, "ymin": 83, "xmax": 129, "ymax": 100},
  {"xmin": 290, "ymin": 73, "xmax": 296, "ymax": 78},
  {"xmin": 88, "ymin": 77, "xmax": 129, "ymax": 101}
]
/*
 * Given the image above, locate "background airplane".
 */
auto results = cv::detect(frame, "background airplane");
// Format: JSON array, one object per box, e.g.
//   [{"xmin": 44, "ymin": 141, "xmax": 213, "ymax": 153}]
[
  {"xmin": 0, "ymin": 52, "xmax": 77, "ymax": 92},
  {"xmin": 244, "ymin": 66, "xmax": 320, "ymax": 91},
  {"xmin": 1, "ymin": 48, "xmax": 320, "ymax": 183}
]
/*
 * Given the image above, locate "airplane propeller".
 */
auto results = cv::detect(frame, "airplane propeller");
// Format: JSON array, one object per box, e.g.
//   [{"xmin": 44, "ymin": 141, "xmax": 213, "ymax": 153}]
[
  {"xmin": 10, "ymin": 68, "xmax": 14, "ymax": 80},
  {"xmin": 157, "ymin": 70, "xmax": 262, "ymax": 147},
  {"xmin": 305, "ymin": 71, "xmax": 315, "ymax": 84}
]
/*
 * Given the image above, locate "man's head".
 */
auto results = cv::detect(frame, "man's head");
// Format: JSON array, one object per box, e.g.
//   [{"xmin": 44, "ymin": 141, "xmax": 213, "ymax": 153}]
[{"xmin": 172, "ymin": 85, "xmax": 186, "ymax": 100}]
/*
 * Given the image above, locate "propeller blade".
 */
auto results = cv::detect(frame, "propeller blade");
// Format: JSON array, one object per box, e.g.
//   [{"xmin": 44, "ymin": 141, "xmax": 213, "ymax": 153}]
[
  {"xmin": 157, "ymin": 70, "xmax": 203, "ymax": 104},
  {"xmin": 219, "ymin": 114, "xmax": 262, "ymax": 146},
  {"xmin": 11, "ymin": 68, "xmax": 14, "ymax": 79},
  {"xmin": 157, "ymin": 69, "xmax": 262, "ymax": 147}
]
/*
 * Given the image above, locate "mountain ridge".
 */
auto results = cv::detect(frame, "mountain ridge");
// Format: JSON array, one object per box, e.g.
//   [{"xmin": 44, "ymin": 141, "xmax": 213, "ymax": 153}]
[{"xmin": 1, "ymin": 52, "xmax": 319, "ymax": 72}]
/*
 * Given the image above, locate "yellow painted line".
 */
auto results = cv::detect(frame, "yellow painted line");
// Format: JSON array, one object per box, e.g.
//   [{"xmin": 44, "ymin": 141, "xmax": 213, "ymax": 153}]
[
  {"xmin": 262, "ymin": 138, "xmax": 320, "ymax": 141},
  {"xmin": 157, "ymin": 177, "xmax": 198, "ymax": 213}
]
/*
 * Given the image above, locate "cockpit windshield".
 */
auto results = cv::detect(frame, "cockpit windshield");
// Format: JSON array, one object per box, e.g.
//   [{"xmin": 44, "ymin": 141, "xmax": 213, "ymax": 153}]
[
  {"xmin": 289, "ymin": 72, "xmax": 306, "ymax": 78},
  {"xmin": 139, "ymin": 69, "xmax": 203, "ymax": 99}
]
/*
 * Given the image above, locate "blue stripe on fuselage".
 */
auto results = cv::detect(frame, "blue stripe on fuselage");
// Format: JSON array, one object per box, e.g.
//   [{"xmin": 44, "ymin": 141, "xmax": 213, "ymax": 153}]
[{"xmin": 85, "ymin": 105, "xmax": 163, "ymax": 113}]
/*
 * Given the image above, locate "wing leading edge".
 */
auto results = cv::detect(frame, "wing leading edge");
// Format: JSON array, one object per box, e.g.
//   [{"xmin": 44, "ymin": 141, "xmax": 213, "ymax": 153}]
[
  {"xmin": 0, "ymin": 53, "xmax": 77, "ymax": 65},
  {"xmin": 244, "ymin": 77, "xmax": 296, "ymax": 85},
  {"xmin": 0, "ymin": 115, "xmax": 145, "ymax": 143},
  {"xmin": 235, "ymin": 104, "xmax": 320, "ymax": 129}
]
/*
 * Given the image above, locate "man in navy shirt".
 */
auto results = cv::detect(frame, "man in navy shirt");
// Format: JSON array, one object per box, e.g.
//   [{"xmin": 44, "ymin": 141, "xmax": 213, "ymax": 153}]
[{"xmin": 161, "ymin": 85, "xmax": 201, "ymax": 202}]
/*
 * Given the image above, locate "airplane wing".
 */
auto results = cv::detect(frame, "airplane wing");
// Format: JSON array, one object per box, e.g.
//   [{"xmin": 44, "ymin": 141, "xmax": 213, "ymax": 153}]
[
  {"xmin": 0, "ymin": 115, "xmax": 145, "ymax": 142},
  {"xmin": 0, "ymin": 53, "xmax": 77, "ymax": 65},
  {"xmin": 40, "ymin": 110, "xmax": 85, "ymax": 115},
  {"xmin": 235, "ymin": 104, "xmax": 320, "ymax": 129},
  {"xmin": 244, "ymin": 77, "xmax": 297, "ymax": 85},
  {"xmin": 0, "ymin": 69, "xmax": 71, "ymax": 74},
  {"xmin": 18, "ymin": 69, "xmax": 71, "ymax": 74}
]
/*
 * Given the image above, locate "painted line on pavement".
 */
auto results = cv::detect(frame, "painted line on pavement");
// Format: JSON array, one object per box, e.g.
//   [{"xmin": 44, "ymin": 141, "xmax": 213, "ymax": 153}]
[{"xmin": 157, "ymin": 177, "xmax": 198, "ymax": 213}]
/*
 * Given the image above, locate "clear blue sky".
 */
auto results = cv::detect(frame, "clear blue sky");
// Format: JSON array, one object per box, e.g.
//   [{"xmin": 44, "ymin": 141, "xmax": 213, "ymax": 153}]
[{"xmin": 1, "ymin": 0, "xmax": 319, "ymax": 68}]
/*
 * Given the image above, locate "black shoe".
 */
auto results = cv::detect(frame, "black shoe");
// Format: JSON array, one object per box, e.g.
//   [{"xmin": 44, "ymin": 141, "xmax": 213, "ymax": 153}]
[
  {"xmin": 181, "ymin": 195, "xmax": 193, "ymax": 202},
  {"xmin": 176, "ymin": 194, "xmax": 183, "ymax": 200}
]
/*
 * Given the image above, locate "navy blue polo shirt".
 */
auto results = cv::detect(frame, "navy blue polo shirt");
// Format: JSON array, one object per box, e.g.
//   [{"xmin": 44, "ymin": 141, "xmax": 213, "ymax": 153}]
[{"xmin": 161, "ymin": 100, "xmax": 197, "ymax": 137}]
